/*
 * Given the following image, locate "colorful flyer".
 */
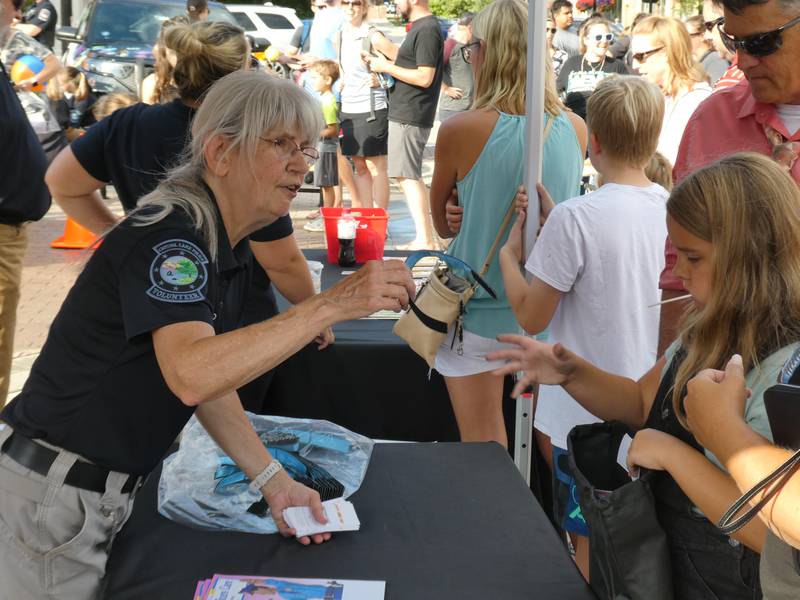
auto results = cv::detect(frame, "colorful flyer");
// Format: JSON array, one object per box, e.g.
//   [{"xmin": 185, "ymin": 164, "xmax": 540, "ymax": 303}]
[{"xmin": 200, "ymin": 575, "xmax": 385, "ymax": 600}]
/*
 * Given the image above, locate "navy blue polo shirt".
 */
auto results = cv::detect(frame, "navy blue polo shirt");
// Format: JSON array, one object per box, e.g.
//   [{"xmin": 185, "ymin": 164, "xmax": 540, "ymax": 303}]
[
  {"xmin": 70, "ymin": 98, "xmax": 292, "ymax": 341},
  {"xmin": 70, "ymin": 98, "xmax": 293, "ymax": 243},
  {"xmin": 23, "ymin": 0, "xmax": 57, "ymax": 49},
  {"xmin": 2, "ymin": 198, "xmax": 252, "ymax": 475}
]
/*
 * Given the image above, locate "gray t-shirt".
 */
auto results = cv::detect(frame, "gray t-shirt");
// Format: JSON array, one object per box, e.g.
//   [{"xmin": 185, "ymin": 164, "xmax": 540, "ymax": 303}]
[
  {"xmin": 439, "ymin": 41, "xmax": 473, "ymax": 113},
  {"xmin": 761, "ymin": 531, "xmax": 800, "ymax": 599},
  {"xmin": 553, "ymin": 28, "xmax": 580, "ymax": 58},
  {"xmin": 700, "ymin": 50, "xmax": 730, "ymax": 86}
]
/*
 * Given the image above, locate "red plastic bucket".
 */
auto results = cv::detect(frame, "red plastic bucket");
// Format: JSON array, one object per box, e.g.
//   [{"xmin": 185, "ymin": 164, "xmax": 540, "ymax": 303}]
[{"xmin": 321, "ymin": 207, "xmax": 388, "ymax": 265}]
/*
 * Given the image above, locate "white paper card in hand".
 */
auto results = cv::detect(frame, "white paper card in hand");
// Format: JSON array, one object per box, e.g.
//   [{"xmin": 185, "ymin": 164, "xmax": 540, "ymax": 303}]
[
  {"xmin": 617, "ymin": 434, "xmax": 637, "ymax": 479},
  {"xmin": 283, "ymin": 498, "xmax": 360, "ymax": 537}
]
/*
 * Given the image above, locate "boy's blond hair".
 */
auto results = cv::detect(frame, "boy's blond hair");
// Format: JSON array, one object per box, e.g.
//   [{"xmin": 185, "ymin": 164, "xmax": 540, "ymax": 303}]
[
  {"xmin": 586, "ymin": 75, "xmax": 664, "ymax": 169},
  {"xmin": 310, "ymin": 59, "xmax": 340, "ymax": 87},
  {"xmin": 645, "ymin": 151, "xmax": 673, "ymax": 190}
]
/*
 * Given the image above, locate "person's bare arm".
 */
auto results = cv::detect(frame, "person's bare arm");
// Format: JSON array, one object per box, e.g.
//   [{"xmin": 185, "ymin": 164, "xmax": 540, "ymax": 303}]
[
  {"xmin": 14, "ymin": 53, "xmax": 60, "ymax": 91},
  {"xmin": 320, "ymin": 123, "xmax": 338, "ymax": 138},
  {"xmin": 501, "ymin": 256, "xmax": 562, "ymax": 334},
  {"xmin": 362, "ymin": 52, "xmax": 436, "ymax": 88},
  {"xmin": 686, "ymin": 357, "xmax": 800, "ymax": 547},
  {"xmin": 627, "ymin": 428, "xmax": 767, "ymax": 552},
  {"xmin": 152, "ymin": 260, "xmax": 415, "ymax": 406},
  {"xmin": 195, "ymin": 392, "xmax": 330, "ymax": 544},
  {"xmin": 489, "ymin": 338, "xmax": 666, "ymax": 429},
  {"xmin": 45, "ymin": 147, "xmax": 119, "ymax": 233},
  {"xmin": 371, "ymin": 32, "xmax": 398, "ymax": 61},
  {"xmin": 13, "ymin": 23, "xmax": 42, "ymax": 37},
  {"xmin": 250, "ymin": 236, "xmax": 315, "ymax": 305},
  {"xmin": 250, "ymin": 236, "xmax": 334, "ymax": 349},
  {"xmin": 430, "ymin": 121, "xmax": 459, "ymax": 238}
]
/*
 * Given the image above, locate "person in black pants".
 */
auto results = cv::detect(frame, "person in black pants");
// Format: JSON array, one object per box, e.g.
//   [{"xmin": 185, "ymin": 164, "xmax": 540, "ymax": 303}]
[{"xmin": 0, "ymin": 0, "xmax": 50, "ymax": 407}]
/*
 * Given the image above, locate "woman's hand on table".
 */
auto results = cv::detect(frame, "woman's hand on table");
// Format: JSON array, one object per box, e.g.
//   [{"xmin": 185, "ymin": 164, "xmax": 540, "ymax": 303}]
[
  {"xmin": 262, "ymin": 471, "xmax": 332, "ymax": 545},
  {"xmin": 487, "ymin": 336, "xmax": 579, "ymax": 397},
  {"xmin": 315, "ymin": 327, "xmax": 335, "ymax": 350}
]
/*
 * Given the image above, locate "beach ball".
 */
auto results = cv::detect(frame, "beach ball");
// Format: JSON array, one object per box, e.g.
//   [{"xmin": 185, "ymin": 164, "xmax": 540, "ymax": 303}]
[{"xmin": 11, "ymin": 55, "xmax": 45, "ymax": 92}]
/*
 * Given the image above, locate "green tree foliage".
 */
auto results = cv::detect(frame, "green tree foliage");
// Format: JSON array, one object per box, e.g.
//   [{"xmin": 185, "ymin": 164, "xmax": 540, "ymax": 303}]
[{"xmin": 429, "ymin": 0, "xmax": 494, "ymax": 19}]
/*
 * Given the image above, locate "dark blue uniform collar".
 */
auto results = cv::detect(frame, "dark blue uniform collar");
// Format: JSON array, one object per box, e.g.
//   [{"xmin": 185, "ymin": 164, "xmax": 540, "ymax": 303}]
[{"xmin": 201, "ymin": 180, "xmax": 251, "ymax": 275}]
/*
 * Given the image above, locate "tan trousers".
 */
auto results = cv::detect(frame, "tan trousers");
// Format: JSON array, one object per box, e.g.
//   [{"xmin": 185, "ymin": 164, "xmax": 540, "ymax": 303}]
[
  {"xmin": 0, "ymin": 427, "xmax": 138, "ymax": 599},
  {"xmin": 0, "ymin": 223, "xmax": 27, "ymax": 408}
]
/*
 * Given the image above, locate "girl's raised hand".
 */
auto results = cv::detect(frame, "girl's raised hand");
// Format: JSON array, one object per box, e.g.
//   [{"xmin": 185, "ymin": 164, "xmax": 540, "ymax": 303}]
[{"xmin": 487, "ymin": 336, "xmax": 578, "ymax": 397}]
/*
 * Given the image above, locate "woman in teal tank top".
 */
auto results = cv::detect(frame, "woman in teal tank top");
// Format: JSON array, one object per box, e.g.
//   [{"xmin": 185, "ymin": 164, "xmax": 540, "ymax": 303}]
[{"xmin": 429, "ymin": 0, "xmax": 586, "ymax": 446}]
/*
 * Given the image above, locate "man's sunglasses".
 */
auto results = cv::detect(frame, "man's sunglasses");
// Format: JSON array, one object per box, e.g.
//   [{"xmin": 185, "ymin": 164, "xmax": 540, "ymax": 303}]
[
  {"xmin": 717, "ymin": 14, "xmax": 800, "ymax": 57},
  {"xmin": 547, "ymin": 27, "xmax": 557, "ymax": 35},
  {"xmin": 590, "ymin": 33, "xmax": 615, "ymax": 43}
]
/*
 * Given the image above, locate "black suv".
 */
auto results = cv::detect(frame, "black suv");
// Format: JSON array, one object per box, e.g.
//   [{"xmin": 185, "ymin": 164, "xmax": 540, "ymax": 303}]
[{"xmin": 58, "ymin": 0, "xmax": 240, "ymax": 95}]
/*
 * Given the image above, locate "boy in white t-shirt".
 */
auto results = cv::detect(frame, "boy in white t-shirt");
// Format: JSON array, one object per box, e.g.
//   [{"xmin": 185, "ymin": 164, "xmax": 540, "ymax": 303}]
[{"xmin": 496, "ymin": 75, "xmax": 667, "ymax": 578}]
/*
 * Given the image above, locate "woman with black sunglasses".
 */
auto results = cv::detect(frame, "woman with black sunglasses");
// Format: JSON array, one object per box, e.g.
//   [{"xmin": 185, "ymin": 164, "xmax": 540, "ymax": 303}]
[{"xmin": 556, "ymin": 16, "xmax": 629, "ymax": 121}]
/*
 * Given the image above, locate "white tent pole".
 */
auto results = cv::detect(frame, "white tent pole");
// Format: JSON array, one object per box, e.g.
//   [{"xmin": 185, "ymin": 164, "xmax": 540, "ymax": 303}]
[
  {"xmin": 514, "ymin": 0, "xmax": 548, "ymax": 484},
  {"xmin": 522, "ymin": 0, "xmax": 547, "ymax": 258}
]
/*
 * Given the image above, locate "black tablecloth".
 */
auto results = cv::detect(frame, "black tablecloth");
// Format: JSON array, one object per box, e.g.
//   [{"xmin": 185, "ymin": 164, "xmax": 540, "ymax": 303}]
[
  {"xmin": 103, "ymin": 443, "xmax": 594, "ymax": 600},
  {"xmin": 260, "ymin": 250, "xmax": 462, "ymax": 443}
]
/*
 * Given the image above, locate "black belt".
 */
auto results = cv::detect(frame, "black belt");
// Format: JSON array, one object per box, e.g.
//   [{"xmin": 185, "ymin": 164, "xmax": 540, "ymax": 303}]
[{"xmin": 2, "ymin": 433, "xmax": 139, "ymax": 494}]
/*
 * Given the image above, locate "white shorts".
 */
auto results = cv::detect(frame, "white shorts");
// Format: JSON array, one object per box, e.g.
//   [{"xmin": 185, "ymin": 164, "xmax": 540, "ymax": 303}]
[{"xmin": 434, "ymin": 326, "xmax": 517, "ymax": 377}]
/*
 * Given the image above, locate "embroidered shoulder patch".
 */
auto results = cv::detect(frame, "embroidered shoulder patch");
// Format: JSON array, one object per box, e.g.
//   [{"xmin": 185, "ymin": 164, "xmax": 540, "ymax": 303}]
[{"xmin": 147, "ymin": 239, "xmax": 209, "ymax": 303}]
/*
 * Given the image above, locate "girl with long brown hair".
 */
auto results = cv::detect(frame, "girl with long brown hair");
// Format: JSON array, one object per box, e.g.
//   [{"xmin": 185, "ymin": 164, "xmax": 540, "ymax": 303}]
[{"xmin": 489, "ymin": 152, "xmax": 800, "ymax": 598}]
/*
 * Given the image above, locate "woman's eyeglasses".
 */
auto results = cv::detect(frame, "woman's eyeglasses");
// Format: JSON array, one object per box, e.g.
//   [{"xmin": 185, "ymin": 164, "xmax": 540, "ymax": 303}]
[
  {"xmin": 261, "ymin": 137, "xmax": 319, "ymax": 165},
  {"xmin": 704, "ymin": 17, "xmax": 723, "ymax": 32},
  {"xmin": 717, "ymin": 14, "xmax": 800, "ymax": 57},
  {"xmin": 341, "ymin": 0, "xmax": 363, "ymax": 6},
  {"xmin": 632, "ymin": 46, "xmax": 665, "ymax": 63},
  {"xmin": 591, "ymin": 33, "xmax": 615, "ymax": 43},
  {"xmin": 461, "ymin": 40, "xmax": 481, "ymax": 64}
]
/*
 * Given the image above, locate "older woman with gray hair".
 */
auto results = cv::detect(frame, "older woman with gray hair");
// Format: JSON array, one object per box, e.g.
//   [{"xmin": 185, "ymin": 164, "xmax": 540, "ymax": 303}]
[{"xmin": 0, "ymin": 70, "xmax": 415, "ymax": 599}]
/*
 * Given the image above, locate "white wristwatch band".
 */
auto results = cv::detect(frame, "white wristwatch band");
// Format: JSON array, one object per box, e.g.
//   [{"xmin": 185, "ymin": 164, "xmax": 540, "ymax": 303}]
[{"xmin": 248, "ymin": 460, "xmax": 283, "ymax": 493}]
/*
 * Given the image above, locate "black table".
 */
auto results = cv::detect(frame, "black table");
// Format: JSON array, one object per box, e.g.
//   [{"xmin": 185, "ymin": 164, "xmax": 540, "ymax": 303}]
[
  {"xmin": 260, "ymin": 250, "xmax": 462, "ymax": 443},
  {"xmin": 103, "ymin": 443, "xmax": 594, "ymax": 599}
]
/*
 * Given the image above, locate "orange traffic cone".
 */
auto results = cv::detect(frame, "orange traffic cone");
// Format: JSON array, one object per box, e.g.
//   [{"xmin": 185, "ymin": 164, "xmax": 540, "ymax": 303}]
[{"xmin": 50, "ymin": 218, "xmax": 99, "ymax": 250}]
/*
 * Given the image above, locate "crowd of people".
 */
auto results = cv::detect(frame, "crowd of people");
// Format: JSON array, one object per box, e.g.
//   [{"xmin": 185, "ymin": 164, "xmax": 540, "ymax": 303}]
[{"xmin": 2, "ymin": 0, "xmax": 800, "ymax": 597}]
